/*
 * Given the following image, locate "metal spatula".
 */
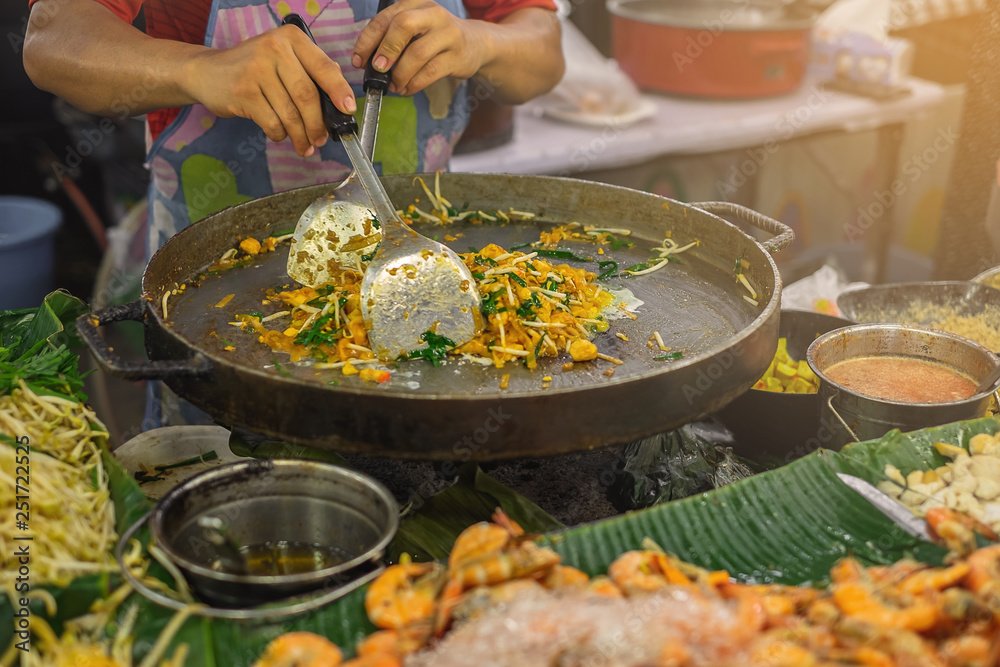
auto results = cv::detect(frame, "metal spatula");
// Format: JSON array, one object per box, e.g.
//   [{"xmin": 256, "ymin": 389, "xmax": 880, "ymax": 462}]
[
  {"xmin": 286, "ymin": 15, "xmax": 481, "ymax": 359},
  {"xmin": 836, "ymin": 473, "xmax": 932, "ymax": 541},
  {"xmin": 284, "ymin": 6, "xmax": 393, "ymax": 287}
]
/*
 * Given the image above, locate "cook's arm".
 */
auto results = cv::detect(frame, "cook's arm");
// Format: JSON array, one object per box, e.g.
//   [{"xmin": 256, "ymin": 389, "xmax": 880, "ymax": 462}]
[
  {"xmin": 23, "ymin": 0, "xmax": 356, "ymax": 156},
  {"xmin": 475, "ymin": 8, "xmax": 564, "ymax": 103},
  {"xmin": 352, "ymin": 2, "xmax": 563, "ymax": 104}
]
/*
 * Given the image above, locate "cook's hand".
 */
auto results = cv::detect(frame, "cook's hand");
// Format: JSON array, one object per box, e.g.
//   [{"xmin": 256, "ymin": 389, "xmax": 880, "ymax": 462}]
[
  {"xmin": 180, "ymin": 25, "xmax": 356, "ymax": 157},
  {"xmin": 352, "ymin": 0, "xmax": 487, "ymax": 97}
]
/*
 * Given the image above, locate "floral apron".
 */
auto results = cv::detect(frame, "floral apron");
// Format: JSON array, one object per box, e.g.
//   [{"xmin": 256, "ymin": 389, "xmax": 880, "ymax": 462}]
[{"xmin": 144, "ymin": 0, "xmax": 469, "ymax": 428}]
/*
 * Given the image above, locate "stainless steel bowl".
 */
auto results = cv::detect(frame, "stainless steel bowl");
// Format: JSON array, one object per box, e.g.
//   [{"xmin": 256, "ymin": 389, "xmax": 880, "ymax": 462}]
[
  {"xmin": 718, "ymin": 310, "xmax": 853, "ymax": 464},
  {"xmin": 807, "ymin": 324, "xmax": 1000, "ymax": 444},
  {"xmin": 973, "ymin": 265, "xmax": 1000, "ymax": 290},
  {"xmin": 149, "ymin": 459, "xmax": 398, "ymax": 607},
  {"xmin": 837, "ymin": 281, "xmax": 1000, "ymax": 352}
]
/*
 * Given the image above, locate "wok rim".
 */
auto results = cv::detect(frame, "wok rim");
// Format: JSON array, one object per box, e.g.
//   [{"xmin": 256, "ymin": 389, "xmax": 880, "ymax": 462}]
[{"xmin": 141, "ymin": 174, "xmax": 783, "ymax": 403}]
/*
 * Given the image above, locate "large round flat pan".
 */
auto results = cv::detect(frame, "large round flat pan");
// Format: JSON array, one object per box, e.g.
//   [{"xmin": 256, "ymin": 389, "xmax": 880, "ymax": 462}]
[{"xmin": 79, "ymin": 173, "xmax": 790, "ymax": 459}]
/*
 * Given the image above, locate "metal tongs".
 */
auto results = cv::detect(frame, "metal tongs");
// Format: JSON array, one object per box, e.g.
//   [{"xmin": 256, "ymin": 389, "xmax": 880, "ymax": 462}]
[{"xmin": 283, "ymin": 13, "xmax": 481, "ymax": 359}]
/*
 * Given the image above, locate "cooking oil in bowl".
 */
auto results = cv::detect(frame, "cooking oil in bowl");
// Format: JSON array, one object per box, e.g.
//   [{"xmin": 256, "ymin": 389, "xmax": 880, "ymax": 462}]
[{"xmin": 229, "ymin": 541, "xmax": 347, "ymax": 576}]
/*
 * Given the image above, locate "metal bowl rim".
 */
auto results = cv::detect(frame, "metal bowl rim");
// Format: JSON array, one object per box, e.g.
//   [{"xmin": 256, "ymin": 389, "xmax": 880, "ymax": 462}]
[
  {"xmin": 972, "ymin": 266, "xmax": 1000, "ymax": 286},
  {"xmin": 606, "ymin": 0, "xmax": 816, "ymax": 31},
  {"xmin": 744, "ymin": 309, "xmax": 854, "ymax": 399},
  {"xmin": 149, "ymin": 459, "xmax": 400, "ymax": 586},
  {"xmin": 836, "ymin": 280, "xmax": 1000, "ymax": 322},
  {"xmin": 805, "ymin": 323, "xmax": 1000, "ymax": 407}
]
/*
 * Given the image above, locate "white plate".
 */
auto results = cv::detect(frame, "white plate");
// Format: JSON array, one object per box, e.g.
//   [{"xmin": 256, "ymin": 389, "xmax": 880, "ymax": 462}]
[
  {"xmin": 114, "ymin": 426, "xmax": 249, "ymax": 500},
  {"xmin": 540, "ymin": 98, "xmax": 657, "ymax": 128}
]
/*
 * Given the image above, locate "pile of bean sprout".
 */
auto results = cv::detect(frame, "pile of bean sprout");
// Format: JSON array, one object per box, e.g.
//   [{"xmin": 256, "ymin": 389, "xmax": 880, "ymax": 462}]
[
  {"xmin": 0, "ymin": 380, "xmax": 115, "ymax": 589},
  {"xmin": 0, "ymin": 380, "xmax": 191, "ymax": 667}
]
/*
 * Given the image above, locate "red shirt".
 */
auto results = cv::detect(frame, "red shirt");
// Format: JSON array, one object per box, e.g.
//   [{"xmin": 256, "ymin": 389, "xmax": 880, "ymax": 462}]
[{"xmin": 28, "ymin": 0, "xmax": 557, "ymax": 138}]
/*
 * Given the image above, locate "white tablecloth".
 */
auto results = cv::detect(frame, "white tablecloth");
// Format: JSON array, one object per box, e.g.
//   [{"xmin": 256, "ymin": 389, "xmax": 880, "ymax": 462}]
[{"xmin": 452, "ymin": 78, "xmax": 948, "ymax": 176}]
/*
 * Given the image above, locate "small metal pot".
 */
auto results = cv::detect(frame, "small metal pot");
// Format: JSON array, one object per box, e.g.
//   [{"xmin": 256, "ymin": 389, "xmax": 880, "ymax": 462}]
[
  {"xmin": 807, "ymin": 324, "xmax": 1000, "ymax": 444},
  {"xmin": 608, "ymin": 0, "xmax": 815, "ymax": 98},
  {"xmin": 719, "ymin": 310, "xmax": 853, "ymax": 464},
  {"xmin": 148, "ymin": 459, "xmax": 398, "ymax": 608}
]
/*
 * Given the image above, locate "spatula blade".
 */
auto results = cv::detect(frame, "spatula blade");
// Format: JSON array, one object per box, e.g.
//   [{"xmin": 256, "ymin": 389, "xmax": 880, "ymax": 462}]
[
  {"xmin": 286, "ymin": 197, "xmax": 380, "ymax": 287},
  {"xmin": 361, "ymin": 245, "xmax": 481, "ymax": 359},
  {"xmin": 836, "ymin": 473, "xmax": 933, "ymax": 542}
]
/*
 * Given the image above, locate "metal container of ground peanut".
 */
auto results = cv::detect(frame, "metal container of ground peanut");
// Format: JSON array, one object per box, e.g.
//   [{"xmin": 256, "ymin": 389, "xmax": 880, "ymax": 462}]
[
  {"xmin": 837, "ymin": 281, "xmax": 1000, "ymax": 352},
  {"xmin": 807, "ymin": 324, "xmax": 1000, "ymax": 445}
]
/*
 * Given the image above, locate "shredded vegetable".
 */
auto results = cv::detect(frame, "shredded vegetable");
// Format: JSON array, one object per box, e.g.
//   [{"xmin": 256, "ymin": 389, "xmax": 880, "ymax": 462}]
[
  {"xmin": 202, "ymin": 181, "xmax": 709, "ymax": 374},
  {"xmin": 624, "ymin": 236, "xmax": 700, "ymax": 276},
  {"xmin": 1, "ymin": 381, "xmax": 114, "ymax": 589},
  {"xmin": 234, "ymin": 241, "xmax": 615, "ymax": 371},
  {"xmin": 1, "ymin": 296, "xmax": 190, "ymax": 667}
]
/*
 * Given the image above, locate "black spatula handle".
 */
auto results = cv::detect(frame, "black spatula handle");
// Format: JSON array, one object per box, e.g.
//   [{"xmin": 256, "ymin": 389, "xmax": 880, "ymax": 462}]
[
  {"xmin": 363, "ymin": 0, "xmax": 396, "ymax": 93},
  {"xmin": 282, "ymin": 13, "xmax": 358, "ymax": 138}
]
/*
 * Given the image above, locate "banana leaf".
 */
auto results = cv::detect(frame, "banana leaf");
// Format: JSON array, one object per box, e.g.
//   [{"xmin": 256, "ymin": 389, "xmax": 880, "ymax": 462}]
[
  {"xmin": 18, "ymin": 417, "xmax": 1000, "ymax": 665},
  {"xmin": 389, "ymin": 464, "xmax": 563, "ymax": 561},
  {"xmin": 110, "ymin": 417, "xmax": 1000, "ymax": 665},
  {"xmin": 228, "ymin": 430, "xmax": 349, "ymax": 465},
  {"xmin": 0, "ymin": 290, "xmax": 89, "ymax": 400},
  {"xmin": 835, "ymin": 419, "xmax": 991, "ymax": 478},
  {"xmin": 124, "ymin": 462, "xmax": 560, "ymax": 666},
  {"xmin": 0, "ymin": 290, "xmax": 86, "ymax": 356},
  {"xmin": 550, "ymin": 418, "xmax": 999, "ymax": 585}
]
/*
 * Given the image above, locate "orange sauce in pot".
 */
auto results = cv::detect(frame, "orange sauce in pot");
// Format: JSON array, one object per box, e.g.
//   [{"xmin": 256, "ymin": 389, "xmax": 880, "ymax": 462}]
[{"xmin": 824, "ymin": 356, "xmax": 978, "ymax": 404}]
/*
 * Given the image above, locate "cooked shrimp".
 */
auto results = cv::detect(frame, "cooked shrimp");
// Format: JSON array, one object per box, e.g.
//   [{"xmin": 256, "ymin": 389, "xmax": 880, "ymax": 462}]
[
  {"xmin": 897, "ymin": 562, "xmax": 970, "ymax": 595},
  {"xmin": 965, "ymin": 544, "xmax": 1000, "ymax": 616},
  {"xmin": 938, "ymin": 634, "xmax": 996, "ymax": 667},
  {"xmin": 832, "ymin": 582, "xmax": 938, "ymax": 631},
  {"xmin": 927, "ymin": 507, "xmax": 999, "ymax": 556},
  {"xmin": 340, "ymin": 656, "xmax": 399, "ymax": 667},
  {"xmin": 965, "ymin": 545, "xmax": 1000, "ymax": 594},
  {"xmin": 748, "ymin": 639, "xmax": 821, "ymax": 667},
  {"xmin": 585, "ymin": 575, "xmax": 623, "ymax": 598},
  {"xmin": 447, "ymin": 509, "xmax": 524, "ymax": 573},
  {"xmin": 608, "ymin": 550, "xmax": 690, "ymax": 595},
  {"xmin": 722, "ymin": 583, "xmax": 819, "ymax": 622},
  {"xmin": 436, "ymin": 543, "xmax": 560, "ymax": 634},
  {"xmin": 541, "ymin": 565, "xmax": 590, "ymax": 589},
  {"xmin": 364, "ymin": 561, "xmax": 446, "ymax": 630},
  {"xmin": 252, "ymin": 632, "xmax": 342, "ymax": 667},
  {"xmin": 339, "ymin": 655, "xmax": 400, "ymax": 667},
  {"xmin": 451, "ymin": 541, "xmax": 560, "ymax": 589},
  {"xmin": 355, "ymin": 625, "xmax": 430, "ymax": 659},
  {"xmin": 448, "ymin": 524, "xmax": 512, "ymax": 572}
]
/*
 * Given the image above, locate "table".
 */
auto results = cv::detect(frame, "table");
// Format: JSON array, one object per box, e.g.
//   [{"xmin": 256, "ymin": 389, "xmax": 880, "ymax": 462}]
[
  {"xmin": 453, "ymin": 78, "xmax": 947, "ymax": 176},
  {"xmin": 453, "ymin": 78, "xmax": 949, "ymax": 282}
]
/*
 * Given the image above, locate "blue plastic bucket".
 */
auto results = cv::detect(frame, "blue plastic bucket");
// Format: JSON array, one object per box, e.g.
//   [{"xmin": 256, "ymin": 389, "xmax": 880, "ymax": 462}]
[{"xmin": 0, "ymin": 197, "xmax": 63, "ymax": 309}]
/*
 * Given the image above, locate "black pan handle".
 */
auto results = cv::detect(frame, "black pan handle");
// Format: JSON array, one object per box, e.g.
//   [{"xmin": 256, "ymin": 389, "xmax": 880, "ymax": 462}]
[
  {"xmin": 282, "ymin": 13, "xmax": 358, "ymax": 138},
  {"xmin": 75, "ymin": 300, "xmax": 212, "ymax": 381},
  {"xmin": 692, "ymin": 201, "xmax": 794, "ymax": 255},
  {"xmin": 363, "ymin": 0, "xmax": 396, "ymax": 93}
]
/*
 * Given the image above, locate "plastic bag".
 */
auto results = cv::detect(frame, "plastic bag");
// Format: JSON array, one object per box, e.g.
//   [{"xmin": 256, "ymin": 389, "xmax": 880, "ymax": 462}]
[
  {"xmin": 781, "ymin": 263, "xmax": 869, "ymax": 315},
  {"xmin": 609, "ymin": 419, "xmax": 753, "ymax": 511},
  {"xmin": 533, "ymin": 20, "xmax": 650, "ymax": 123}
]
